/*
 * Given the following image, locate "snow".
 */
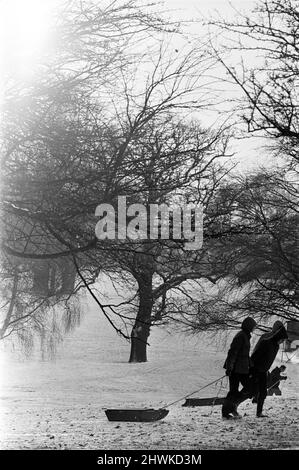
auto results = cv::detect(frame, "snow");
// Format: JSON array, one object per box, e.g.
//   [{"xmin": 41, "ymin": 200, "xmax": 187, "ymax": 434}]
[{"xmin": 0, "ymin": 304, "xmax": 298, "ymax": 450}]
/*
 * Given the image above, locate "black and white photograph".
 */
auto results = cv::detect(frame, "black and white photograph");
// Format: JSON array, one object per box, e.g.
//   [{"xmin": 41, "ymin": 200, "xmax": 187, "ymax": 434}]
[{"xmin": 0, "ymin": 0, "xmax": 298, "ymax": 459}]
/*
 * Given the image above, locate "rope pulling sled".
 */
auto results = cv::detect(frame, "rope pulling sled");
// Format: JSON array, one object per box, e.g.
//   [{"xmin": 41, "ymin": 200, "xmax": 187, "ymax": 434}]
[
  {"xmin": 105, "ymin": 375, "xmax": 226, "ymax": 422},
  {"xmin": 105, "ymin": 373, "xmax": 287, "ymax": 421}
]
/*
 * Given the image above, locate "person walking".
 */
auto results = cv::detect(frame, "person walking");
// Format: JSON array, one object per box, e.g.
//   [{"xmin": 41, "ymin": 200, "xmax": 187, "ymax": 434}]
[
  {"xmin": 267, "ymin": 365, "xmax": 287, "ymax": 396},
  {"xmin": 222, "ymin": 317, "xmax": 257, "ymax": 419},
  {"xmin": 250, "ymin": 321, "xmax": 288, "ymax": 417}
]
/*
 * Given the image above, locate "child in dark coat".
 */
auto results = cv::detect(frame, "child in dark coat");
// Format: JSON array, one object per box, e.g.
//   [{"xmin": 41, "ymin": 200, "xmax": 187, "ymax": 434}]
[
  {"xmin": 267, "ymin": 365, "xmax": 287, "ymax": 395},
  {"xmin": 251, "ymin": 321, "xmax": 288, "ymax": 417},
  {"xmin": 222, "ymin": 317, "xmax": 257, "ymax": 419}
]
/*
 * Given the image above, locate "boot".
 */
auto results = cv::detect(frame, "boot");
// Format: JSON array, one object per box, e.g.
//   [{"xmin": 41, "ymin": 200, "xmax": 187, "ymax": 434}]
[
  {"xmin": 256, "ymin": 398, "xmax": 267, "ymax": 418},
  {"xmin": 222, "ymin": 397, "xmax": 235, "ymax": 419}
]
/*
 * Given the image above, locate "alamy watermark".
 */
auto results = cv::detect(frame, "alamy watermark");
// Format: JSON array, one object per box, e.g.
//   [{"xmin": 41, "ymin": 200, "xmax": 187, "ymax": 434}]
[{"xmin": 95, "ymin": 196, "xmax": 204, "ymax": 250}]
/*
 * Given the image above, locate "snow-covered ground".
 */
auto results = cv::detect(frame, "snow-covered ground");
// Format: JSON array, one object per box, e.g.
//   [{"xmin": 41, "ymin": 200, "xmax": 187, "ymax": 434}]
[{"xmin": 0, "ymin": 303, "xmax": 298, "ymax": 450}]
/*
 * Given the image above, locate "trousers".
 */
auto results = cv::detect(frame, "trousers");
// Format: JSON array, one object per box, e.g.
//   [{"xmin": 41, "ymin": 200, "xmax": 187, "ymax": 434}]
[
  {"xmin": 252, "ymin": 371, "xmax": 268, "ymax": 415},
  {"xmin": 222, "ymin": 373, "xmax": 252, "ymax": 415}
]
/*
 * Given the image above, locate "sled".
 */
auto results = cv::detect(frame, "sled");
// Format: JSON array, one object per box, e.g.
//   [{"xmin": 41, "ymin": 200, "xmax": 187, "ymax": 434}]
[
  {"xmin": 105, "ymin": 408, "xmax": 169, "ymax": 422},
  {"xmin": 182, "ymin": 397, "xmax": 225, "ymax": 407}
]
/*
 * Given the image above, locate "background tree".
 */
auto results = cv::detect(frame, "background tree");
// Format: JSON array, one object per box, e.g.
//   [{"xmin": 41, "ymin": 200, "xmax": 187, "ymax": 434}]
[
  {"xmin": 185, "ymin": 169, "xmax": 298, "ymax": 332},
  {"xmin": 1, "ymin": 0, "xmax": 234, "ymax": 361},
  {"xmin": 0, "ymin": 0, "xmax": 176, "ymax": 355},
  {"xmin": 209, "ymin": 0, "xmax": 299, "ymax": 166},
  {"xmin": 84, "ymin": 116, "xmax": 232, "ymax": 362},
  {"xmin": 184, "ymin": 0, "xmax": 299, "ymax": 333}
]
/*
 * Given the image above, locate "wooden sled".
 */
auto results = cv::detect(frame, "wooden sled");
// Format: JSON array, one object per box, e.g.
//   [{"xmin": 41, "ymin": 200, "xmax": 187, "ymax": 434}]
[
  {"xmin": 105, "ymin": 408, "xmax": 169, "ymax": 422},
  {"xmin": 182, "ymin": 397, "xmax": 225, "ymax": 407}
]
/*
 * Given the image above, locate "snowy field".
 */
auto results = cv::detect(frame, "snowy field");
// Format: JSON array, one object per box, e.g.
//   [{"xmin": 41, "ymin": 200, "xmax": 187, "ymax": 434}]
[{"xmin": 0, "ymin": 301, "xmax": 298, "ymax": 450}]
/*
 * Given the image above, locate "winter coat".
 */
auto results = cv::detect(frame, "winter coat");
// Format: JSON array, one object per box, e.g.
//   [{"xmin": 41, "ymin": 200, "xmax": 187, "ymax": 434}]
[
  {"xmin": 251, "ymin": 324, "xmax": 288, "ymax": 373},
  {"xmin": 223, "ymin": 317, "xmax": 256, "ymax": 375},
  {"xmin": 224, "ymin": 330, "xmax": 252, "ymax": 374},
  {"xmin": 252, "ymin": 321, "xmax": 284, "ymax": 353}
]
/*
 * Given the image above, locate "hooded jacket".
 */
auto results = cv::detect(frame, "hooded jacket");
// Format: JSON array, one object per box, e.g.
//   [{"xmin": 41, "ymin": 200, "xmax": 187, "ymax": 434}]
[
  {"xmin": 251, "ymin": 322, "xmax": 288, "ymax": 373},
  {"xmin": 224, "ymin": 317, "xmax": 257, "ymax": 374},
  {"xmin": 252, "ymin": 321, "xmax": 286, "ymax": 353}
]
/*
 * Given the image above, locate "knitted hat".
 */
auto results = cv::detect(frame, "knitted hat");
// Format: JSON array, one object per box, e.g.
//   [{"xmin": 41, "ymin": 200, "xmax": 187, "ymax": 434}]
[{"xmin": 241, "ymin": 317, "xmax": 257, "ymax": 332}]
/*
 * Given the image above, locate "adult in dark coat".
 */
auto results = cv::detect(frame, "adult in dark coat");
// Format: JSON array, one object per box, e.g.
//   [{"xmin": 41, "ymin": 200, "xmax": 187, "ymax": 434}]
[
  {"xmin": 222, "ymin": 317, "xmax": 257, "ymax": 419},
  {"xmin": 250, "ymin": 321, "xmax": 288, "ymax": 417}
]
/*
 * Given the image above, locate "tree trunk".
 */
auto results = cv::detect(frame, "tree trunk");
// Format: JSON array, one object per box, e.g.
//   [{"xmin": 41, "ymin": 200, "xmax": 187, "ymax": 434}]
[
  {"xmin": 129, "ymin": 274, "xmax": 153, "ymax": 363},
  {"xmin": 0, "ymin": 271, "xmax": 19, "ymax": 339}
]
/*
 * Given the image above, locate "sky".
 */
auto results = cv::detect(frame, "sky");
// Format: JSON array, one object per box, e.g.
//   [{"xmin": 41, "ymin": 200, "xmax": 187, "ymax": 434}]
[
  {"xmin": 161, "ymin": 0, "xmax": 273, "ymax": 171},
  {"xmin": 161, "ymin": 0, "xmax": 261, "ymax": 30},
  {"xmin": 162, "ymin": 0, "xmax": 275, "ymax": 173}
]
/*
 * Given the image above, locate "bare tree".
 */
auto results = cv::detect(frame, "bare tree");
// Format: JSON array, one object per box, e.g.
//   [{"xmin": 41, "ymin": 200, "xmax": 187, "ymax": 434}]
[
  {"xmin": 209, "ymin": 0, "xmax": 299, "ymax": 167},
  {"xmin": 1, "ymin": 0, "xmax": 234, "ymax": 361},
  {"xmin": 185, "ymin": 169, "xmax": 298, "ymax": 334},
  {"xmin": 182, "ymin": 0, "xmax": 299, "ymax": 334},
  {"xmin": 82, "ymin": 116, "xmax": 233, "ymax": 362}
]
